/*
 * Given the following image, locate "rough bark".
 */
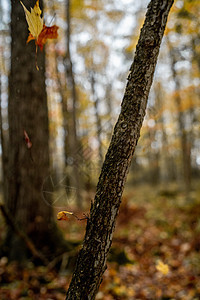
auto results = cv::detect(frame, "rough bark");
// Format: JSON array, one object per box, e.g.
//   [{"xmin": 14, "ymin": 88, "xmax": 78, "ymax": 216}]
[
  {"xmin": 66, "ymin": 0, "xmax": 174, "ymax": 299},
  {"xmin": 5, "ymin": 0, "xmax": 65, "ymax": 261}
]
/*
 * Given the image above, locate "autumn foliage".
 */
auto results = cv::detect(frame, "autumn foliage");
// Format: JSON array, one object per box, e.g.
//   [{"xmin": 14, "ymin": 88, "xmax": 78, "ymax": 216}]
[
  {"xmin": 21, "ymin": 0, "xmax": 58, "ymax": 51},
  {"xmin": 27, "ymin": 24, "xmax": 59, "ymax": 51},
  {"xmin": 0, "ymin": 0, "xmax": 200, "ymax": 299}
]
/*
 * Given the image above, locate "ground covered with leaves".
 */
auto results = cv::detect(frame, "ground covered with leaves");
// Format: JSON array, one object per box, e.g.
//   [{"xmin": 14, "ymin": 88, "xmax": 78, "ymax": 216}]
[{"xmin": 0, "ymin": 184, "xmax": 200, "ymax": 299}]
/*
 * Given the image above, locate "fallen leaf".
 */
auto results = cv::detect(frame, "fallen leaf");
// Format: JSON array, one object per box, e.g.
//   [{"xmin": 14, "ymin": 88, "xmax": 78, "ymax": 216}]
[{"xmin": 156, "ymin": 260, "xmax": 169, "ymax": 275}]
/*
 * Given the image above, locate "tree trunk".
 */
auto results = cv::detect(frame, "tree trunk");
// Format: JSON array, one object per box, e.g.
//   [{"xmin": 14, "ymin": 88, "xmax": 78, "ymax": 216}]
[
  {"xmin": 90, "ymin": 71, "xmax": 103, "ymax": 166},
  {"xmin": 105, "ymin": 82, "xmax": 114, "ymax": 141},
  {"xmin": 0, "ymin": 76, "xmax": 8, "ymax": 201},
  {"xmin": 65, "ymin": 0, "xmax": 174, "ymax": 299},
  {"xmin": 5, "ymin": 0, "xmax": 65, "ymax": 261},
  {"xmin": 167, "ymin": 39, "xmax": 191, "ymax": 193},
  {"xmin": 154, "ymin": 82, "xmax": 176, "ymax": 182},
  {"xmin": 64, "ymin": 0, "xmax": 82, "ymax": 207},
  {"xmin": 53, "ymin": 49, "xmax": 72, "ymax": 192},
  {"xmin": 0, "ymin": 0, "xmax": 9, "ymax": 208}
]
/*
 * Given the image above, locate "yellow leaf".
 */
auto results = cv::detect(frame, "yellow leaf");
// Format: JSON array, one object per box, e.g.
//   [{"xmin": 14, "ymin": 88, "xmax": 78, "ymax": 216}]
[
  {"xmin": 21, "ymin": 0, "xmax": 43, "ymax": 40},
  {"xmin": 57, "ymin": 211, "xmax": 73, "ymax": 221},
  {"xmin": 156, "ymin": 260, "xmax": 169, "ymax": 275}
]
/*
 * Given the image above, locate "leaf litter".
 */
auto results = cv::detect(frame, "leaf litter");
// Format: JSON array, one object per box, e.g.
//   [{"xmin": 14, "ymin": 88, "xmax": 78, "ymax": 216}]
[{"xmin": 0, "ymin": 185, "xmax": 200, "ymax": 299}]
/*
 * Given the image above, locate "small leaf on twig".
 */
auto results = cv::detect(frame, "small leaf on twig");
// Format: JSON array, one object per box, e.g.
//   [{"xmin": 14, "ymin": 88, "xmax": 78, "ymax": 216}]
[
  {"xmin": 57, "ymin": 211, "xmax": 89, "ymax": 221},
  {"xmin": 57, "ymin": 211, "xmax": 73, "ymax": 221}
]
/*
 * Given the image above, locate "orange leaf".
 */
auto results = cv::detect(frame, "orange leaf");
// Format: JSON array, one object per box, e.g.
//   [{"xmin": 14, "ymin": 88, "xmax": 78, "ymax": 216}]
[
  {"xmin": 21, "ymin": 0, "xmax": 59, "ymax": 58},
  {"xmin": 37, "ymin": 25, "xmax": 59, "ymax": 51},
  {"xmin": 27, "ymin": 25, "xmax": 59, "ymax": 51}
]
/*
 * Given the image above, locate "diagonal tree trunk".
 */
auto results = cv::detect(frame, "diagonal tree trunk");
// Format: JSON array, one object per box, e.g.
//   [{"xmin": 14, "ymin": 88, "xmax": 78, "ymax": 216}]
[{"xmin": 65, "ymin": 0, "xmax": 174, "ymax": 299}]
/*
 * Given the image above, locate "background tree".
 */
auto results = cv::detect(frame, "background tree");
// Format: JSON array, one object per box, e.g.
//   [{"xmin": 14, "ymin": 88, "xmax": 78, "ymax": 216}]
[
  {"xmin": 167, "ymin": 38, "xmax": 192, "ymax": 193},
  {"xmin": 3, "ymin": 0, "xmax": 66, "ymax": 261},
  {"xmin": 62, "ymin": 0, "xmax": 82, "ymax": 206},
  {"xmin": 65, "ymin": 0, "xmax": 174, "ymax": 298}
]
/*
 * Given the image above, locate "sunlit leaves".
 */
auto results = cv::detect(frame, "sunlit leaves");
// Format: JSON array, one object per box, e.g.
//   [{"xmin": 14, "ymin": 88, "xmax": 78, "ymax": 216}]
[{"xmin": 21, "ymin": 0, "xmax": 59, "ymax": 69}]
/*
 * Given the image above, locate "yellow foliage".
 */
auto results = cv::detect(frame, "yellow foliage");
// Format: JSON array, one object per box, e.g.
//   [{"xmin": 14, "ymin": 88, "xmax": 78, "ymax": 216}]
[
  {"xmin": 166, "ymin": 0, "xmax": 200, "ymax": 35},
  {"xmin": 20, "ymin": 0, "xmax": 43, "ymax": 40},
  {"xmin": 113, "ymin": 285, "xmax": 127, "ymax": 296}
]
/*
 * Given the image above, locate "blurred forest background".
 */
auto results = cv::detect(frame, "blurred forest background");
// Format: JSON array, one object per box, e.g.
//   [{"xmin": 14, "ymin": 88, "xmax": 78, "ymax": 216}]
[{"xmin": 0, "ymin": 0, "xmax": 200, "ymax": 299}]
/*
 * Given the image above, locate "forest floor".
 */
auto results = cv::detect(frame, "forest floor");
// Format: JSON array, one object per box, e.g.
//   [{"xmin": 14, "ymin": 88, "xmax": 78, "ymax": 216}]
[{"xmin": 0, "ymin": 183, "xmax": 200, "ymax": 299}]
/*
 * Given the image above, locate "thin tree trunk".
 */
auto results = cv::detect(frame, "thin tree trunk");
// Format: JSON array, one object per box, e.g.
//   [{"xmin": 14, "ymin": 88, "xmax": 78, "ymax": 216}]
[
  {"xmin": 0, "ymin": 76, "xmax": 8, "ymax": 201},
  {"xmin": 53, "ymin": 50, "xmax": 72, "ymax": 190},
  {"xmin": 65, "ymin": 0, "xmax": 82, "ymax": 207},
  {"xmin": 90, "ymin": 71, "xmax": 103, "ymax": 166},
  {"xmin": 191, "ymin": 35, "xmax": 200, "ymax": 72},
  {"xmin": 147, "ymin": 127, "xmax": 160, "ymax": 184},
  {"xmin": 66, "ymin": 0, "xmax": 174, "ymax": 298},
  {"xmin": 154, "ymin": 83, "xmax": 176, "ymax": 182},
  {"xmin": 0, "ymin": 0, "xmax": 9, "ymax": 204},
  {"xmin": 105, "ymin": 82, "xmax": 114, "ymax": 140},
  {"xmin": 167, "ymin": 39, "xmax": 191, "ymax": 193}
]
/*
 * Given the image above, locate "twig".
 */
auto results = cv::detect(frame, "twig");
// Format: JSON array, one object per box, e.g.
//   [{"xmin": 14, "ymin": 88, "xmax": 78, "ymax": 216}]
[
  {"xmin": 72, "ymin": 213, "xmax": 89, "ymax": 221},
  {"xmin": 57, "ymin": 211, "xmax": 89, "ymax": 222}
]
